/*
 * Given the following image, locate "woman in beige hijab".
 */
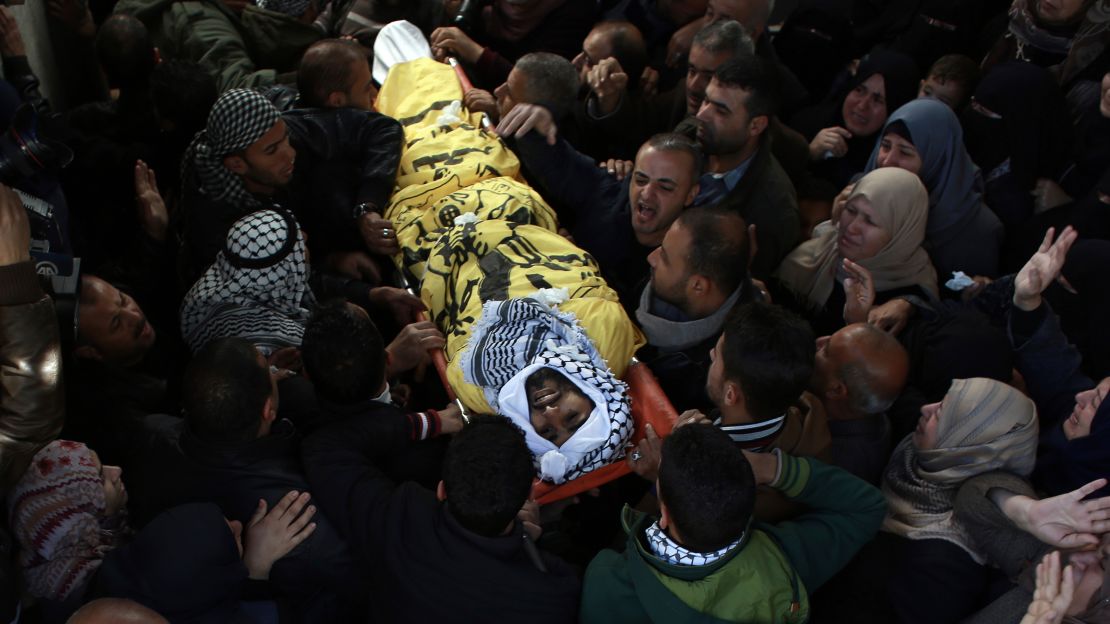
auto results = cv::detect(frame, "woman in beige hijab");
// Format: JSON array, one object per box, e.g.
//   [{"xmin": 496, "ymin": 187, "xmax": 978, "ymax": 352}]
[
  {"xmin": 774, "ymin": 167, "xmax": 938, "ymax": 335},
  {"xmin": 875, "ymin": 377, "xmax": 1040, "ymax": 623}
]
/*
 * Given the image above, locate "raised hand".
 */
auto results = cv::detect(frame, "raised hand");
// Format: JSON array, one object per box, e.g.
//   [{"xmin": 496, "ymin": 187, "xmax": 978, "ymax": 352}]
[
  {"xmin": 430, "ymin": 27, "xmax": 483, "ymax": 64},
  {"xmin": 243, "ymin": 491, "xmax": 318, "ymax": 580},
  {"xmin": 135, "ymin": 160, "xmax": 169, "ymax": 242},
  {"xmin": 1014, "ymin": 226, "xmax": 1078, "ymax": 311},
  {"xmin": 496, "ymin": 103, "xmax": 558, "ymax": 145},
  {"xmin": 809, "ymin": 127, "xmax": 852, "ymax": 161},
  {"xmin": 598, "ymin": 158, "xmax": 633, "ymax": 181},
  {"xmin": 1020, "ymin": 551, "xmax": 1074, "ymax": 624},
  {"xmin": 842, "ymin": 258, "xmax": 875, "ymax": 324},
  {"xmin": 586, "ymin": 58, "xmax": 628, "ymax": 115},
  {"xmin": 0, "ymin": 184, "xmax": 29, "ymax": 267},
  {"xmin": 1010, "ymin": 478, "xmax": 1110, "ymax": 549}
]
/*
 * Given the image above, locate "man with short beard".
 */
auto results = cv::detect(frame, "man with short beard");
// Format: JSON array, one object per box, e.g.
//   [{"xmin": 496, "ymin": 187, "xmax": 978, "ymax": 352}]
[
  {"xmin": 177, "ymin": 88, "xmax": 404, "ymax": 286},
  {"xmin": 689, "ymin": 55, "xmax": 799, "ymax": 277}
]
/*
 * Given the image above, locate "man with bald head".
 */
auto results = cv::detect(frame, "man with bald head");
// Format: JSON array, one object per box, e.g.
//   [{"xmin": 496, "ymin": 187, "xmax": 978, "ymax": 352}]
[
  {"xmin": 68, "ymin": 598, "xmax": 169, "ymax": 623},
  {"xmin": 573, "ymin": 21, "xmax": 648, "ymax": 91},
  {"xmin": 810, "ymin": 323, "xmax": 909, "ymax": 484}
]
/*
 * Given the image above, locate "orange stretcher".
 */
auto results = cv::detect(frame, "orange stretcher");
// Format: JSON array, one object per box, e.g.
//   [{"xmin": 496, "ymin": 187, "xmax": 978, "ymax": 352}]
[{"xmin": 402, "ymin": 59, "xmax": 678, "ymax": 504}]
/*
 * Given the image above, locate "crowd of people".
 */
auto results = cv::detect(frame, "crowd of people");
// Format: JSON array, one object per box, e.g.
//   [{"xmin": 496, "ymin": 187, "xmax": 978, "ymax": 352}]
[{"xmin": 0, "ymin": 0, "xmax": 1109, "ymax": 621}]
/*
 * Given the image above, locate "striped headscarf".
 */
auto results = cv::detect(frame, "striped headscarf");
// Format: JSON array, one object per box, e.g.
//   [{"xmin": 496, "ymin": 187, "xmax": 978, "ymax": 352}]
[
  {"xmin": 183, "ymin": 89, "xmax": 281, "ymax": 211},
  {"xmin": 8, "ymin": 441, "xmax": 129, "ymax": 601}
]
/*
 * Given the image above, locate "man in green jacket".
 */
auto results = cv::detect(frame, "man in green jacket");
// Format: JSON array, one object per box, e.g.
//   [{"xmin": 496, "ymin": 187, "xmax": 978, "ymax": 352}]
[
  {"xmin": 580, "ymin": 424, "xmax": 885, "ymax": 623},
  {"xmin": 115, "ymin": 0, "xmax": 322, "ymax": 92}
]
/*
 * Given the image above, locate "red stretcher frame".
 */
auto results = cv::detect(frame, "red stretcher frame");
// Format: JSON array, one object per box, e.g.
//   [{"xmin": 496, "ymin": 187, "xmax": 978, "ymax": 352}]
[{"xmin": 402, "ymin": 58, "xmax": 679, "ymax": 505}]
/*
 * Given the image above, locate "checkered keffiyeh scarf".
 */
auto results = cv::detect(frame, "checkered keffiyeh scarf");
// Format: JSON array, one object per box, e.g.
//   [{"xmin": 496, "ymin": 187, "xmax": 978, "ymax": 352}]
[
  {"xmin": 258, "ymin": 0, "xmax": 312, "ymax": 16},
  {"xmin": 183, "ymin": 89, "xmax": 281, "ymax": 210},
  {"xmin": 645, "ymin": 521, "xmax": 744, "ymax": 567},
  {"xmin": 463, "ymin": 298, "xmax": 633, "ymax": 483},
  {"xmin": 8, "ymin": 441, "xmax": 129, "ymax": 601},
  {"xmin": 180, "ymin": 209, "xmax": 314, "ymax": 354}
]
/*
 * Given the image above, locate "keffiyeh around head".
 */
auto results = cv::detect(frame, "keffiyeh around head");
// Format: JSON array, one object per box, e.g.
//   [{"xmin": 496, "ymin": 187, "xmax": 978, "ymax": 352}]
[
  {"xmin": 461, "ymin": 298, "xmax": 633, "ymax": 484},
  {"xmin": 882, "ymin": 378, "xmax": 1039, "ymax": 562},
  {"xmin": 180, "ymin": 209, "xmax": 313, "ymax": 354},
  {"xmin": 8, "ymin": 441, "xmax": 127, "ymax": 601},
  {"xmin": 183, "ymin": 89, "xmax": 281, "ymax": 210},
  {"xmin": 775, "ymin": 167, "xmax": 938, "ymax": 309}
]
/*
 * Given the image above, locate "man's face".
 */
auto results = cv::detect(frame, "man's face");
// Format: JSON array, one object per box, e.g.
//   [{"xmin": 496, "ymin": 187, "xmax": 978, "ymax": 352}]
[
  {"xmin": 1035, "ymin": 0, "xmax": 1087, "ymax": 25},
  {"xmin": 226, "ymin": 119, "xmax": 296, "ymax": 194},
  {"xmin": 628, "ymin": 146, "xmax": 699, "ymax": 246},
  {"xmin": 647, "ymin": 220, "xmax": 694, "ymax": 308},
  {"xmin": 528, "ymin": 373, "xmax": 594, "ymax": 447},
  {"xmin": 695, "ymin": 79, "xmax": 755, "ymax": 156},
  {"xmin": 705, "ymin": 332, "xmax": 727, "ymax": 407},
  {"xmin": 572, "ymin": 29, "xmax": 614, "ymax": 83},
  {"xmin": 494, "ymin": 67, "xmax": 529, "ymax": 119},
  {"xmin": 841, "ymin": 73, "xmax": 888, "ymax": 137},
  {"xmin": 76, "ymin": 276, "xmax": 156, "ymax": 366},
  {"xmin": 918, "ymin": 75, "xmax": 965, "ymax": 110},
  {"xmin": 337, "ymin": 58, "xmax": 377, "ymax": 111},
  {"xmin": 685, "ymin": 44, "xmax": 731, "ymax": 115}
]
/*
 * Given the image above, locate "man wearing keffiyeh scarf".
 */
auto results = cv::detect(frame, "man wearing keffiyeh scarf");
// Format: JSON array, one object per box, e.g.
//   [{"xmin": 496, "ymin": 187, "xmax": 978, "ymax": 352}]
[{"xmin": 177, "ymin": 86, "xmax": 404, "ymax": 286}]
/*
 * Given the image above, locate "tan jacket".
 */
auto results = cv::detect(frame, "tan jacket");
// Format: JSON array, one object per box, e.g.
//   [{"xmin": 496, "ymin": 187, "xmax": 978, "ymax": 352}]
[
  {"xmin": 0, "ymin": 261, "xmax": 64, "ymax": 490},
  {"xmin": 755, "ymin": 392, "xmax": 832, "ymax": 523}
]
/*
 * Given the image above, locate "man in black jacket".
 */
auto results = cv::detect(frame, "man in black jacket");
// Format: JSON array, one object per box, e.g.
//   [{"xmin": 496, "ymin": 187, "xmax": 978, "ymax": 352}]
[
  {"xmin": 128, "ymin": 337, "xmax": 388, "ymax": 622},
  {"xmin": 303, "ymin": 413, "xmax": 580, "ymax": 623},
  {"xmin": 176, "ymin": 87, "xmax": 403, "ymax": 285}
]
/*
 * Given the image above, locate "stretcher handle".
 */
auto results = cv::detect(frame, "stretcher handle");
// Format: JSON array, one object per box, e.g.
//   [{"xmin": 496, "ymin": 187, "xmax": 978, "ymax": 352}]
[{"xmin": 398, "ymin": 273, "xmax": 469, "ymax": 423}]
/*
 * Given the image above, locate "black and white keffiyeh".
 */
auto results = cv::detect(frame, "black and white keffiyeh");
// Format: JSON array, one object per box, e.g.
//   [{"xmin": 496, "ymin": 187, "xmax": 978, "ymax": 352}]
[
  {"xmin": 645, "ymin": 521, "xmax": 744, "ymax": 567},
  {"xmin": 180, "ymin": 209, "xmax": 314, "ymax": 354},
  {"xmin": 182, "ymin": 89, "xmax": 281, "ymax": 211},
  {"xmin": 461, "ymin": 298, "xmax": 633, "ymax": 484}
]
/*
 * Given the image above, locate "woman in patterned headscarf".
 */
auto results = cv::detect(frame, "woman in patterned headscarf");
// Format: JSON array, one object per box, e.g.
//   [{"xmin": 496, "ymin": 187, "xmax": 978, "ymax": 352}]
[{"xmin": 180, "ymin": 208, "xmax": 314, "ymax": 355}]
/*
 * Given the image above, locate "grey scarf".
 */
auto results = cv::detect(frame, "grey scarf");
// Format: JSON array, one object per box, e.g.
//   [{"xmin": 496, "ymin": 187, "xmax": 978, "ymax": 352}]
[{"xmin": 635, "ymin": 283, "xmax": 742, "ymax": 351}]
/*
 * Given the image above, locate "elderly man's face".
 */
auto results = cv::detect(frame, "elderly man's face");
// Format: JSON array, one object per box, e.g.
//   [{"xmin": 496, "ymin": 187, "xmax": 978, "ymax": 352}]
[
  {"xmin": 647, "ymin": 219, "xmax": 694, "ymax": 308},
  {"xmin": 628, "ymin": 145, "xmax": 699, "ymax": 246},
  {"xmin": 494, "ymin": 67, "xmax": 529, "ymax": 119},
  {"xmin": 76, "ymin": 276, "xmax": 156, "ymax": 366},
  {"xmin": 225, "ymin": 119, "xmax": 297, "ymax": 194}
]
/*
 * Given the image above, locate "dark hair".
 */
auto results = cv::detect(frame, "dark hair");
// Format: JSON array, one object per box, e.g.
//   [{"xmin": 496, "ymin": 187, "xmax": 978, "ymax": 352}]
[
  {"xmin": 693, "ymin": 19, "xmax": 755, "ymax": 59},
  {"xmin": 592, "ymin": 21, "xmax": 648, "ymax": 90},
  {"xmin": 515, "ymin": 52, "xmax": 580, "ymax": 119},
  {"xmin": 302, "ymin": 300, "xmax": 386, "ymax": 405},
  {"xmin": 658, "ymin": 425, "xmax": 755, "ymax": 552},
  {"xmin": 95, "ymin": 15, "xmax": 156, "ymax": 91},
  {"xmin": 150, "ymin": 60, "xmax": 218, "ymax": 136},
  {"xmin": 720, "ymin": 302, "xmax": 815, "ymax": 420},
  {"xmin": 677, "ymin": 207, "xmax": 750, "ymax": 294},
  {"xmin": 645, "ymin": 132, "xmax": 704, "ymax": 178},
  {"xmin": 713, "ymin": 55, "xmax": 779, "ymax": 119},
  {"xmin": 297, "ymin": 39, "xmax": 368, "ymax": 108},
  {"xmin": 182, "ymin": 337, "xmax": 272, "ymax": 443},
  {"xmin": 442, "ymin": 415, "xmax": 536, "ymax": 537},
  {"xmin": 927, "ymin": 54, "xmax": 980, "ymax": 91}
]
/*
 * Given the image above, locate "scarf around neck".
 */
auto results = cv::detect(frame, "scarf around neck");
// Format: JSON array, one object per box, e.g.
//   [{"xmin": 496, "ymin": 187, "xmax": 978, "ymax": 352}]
[
  {"xmin": 714, "ymin": 414, "xmax": 786, "ymax": 451},
  {"xmin": 635, "ymin": 283, "xmax": 742, "ymax": 351},
  {"xmin": 645, "ymin": 520, "xmax": 744, "ymax": 567}
]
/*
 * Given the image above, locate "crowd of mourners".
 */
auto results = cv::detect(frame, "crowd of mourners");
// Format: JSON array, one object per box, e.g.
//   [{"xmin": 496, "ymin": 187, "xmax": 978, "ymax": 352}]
[{"xmin": 0, "ymin": 0, "xmax": 1109, "ymax": 621}]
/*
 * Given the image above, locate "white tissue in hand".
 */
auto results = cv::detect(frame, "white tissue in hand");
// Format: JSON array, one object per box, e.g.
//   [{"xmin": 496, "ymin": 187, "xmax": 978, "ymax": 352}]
[
  {"xmin": 528, "ymin": 287, "xmax": 569, "ymax": 306},
  {"xmin": 945, "ymin": 271, "xmax": 975, "ymax": 291},
  {"xmin": 539, "ymin": 450, "xmax": 569, "ymax": 483},
  {"xmin": 453, "ymin": 212, "xmax": 479, "ymax": 226},
  {"xmin": 436, "ymin": 100, "xmax": 463, "ymax": 125}
]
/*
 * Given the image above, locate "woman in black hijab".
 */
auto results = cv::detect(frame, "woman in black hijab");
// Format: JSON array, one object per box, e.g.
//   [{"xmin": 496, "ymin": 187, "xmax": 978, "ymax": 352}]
[
  {"xmin": 790, "ymin": 49, "xmax": 921, "ymax": 190},
  {"xmin": 961, "ymin": 62, "xmax": 1074, "ymax": 234}
]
